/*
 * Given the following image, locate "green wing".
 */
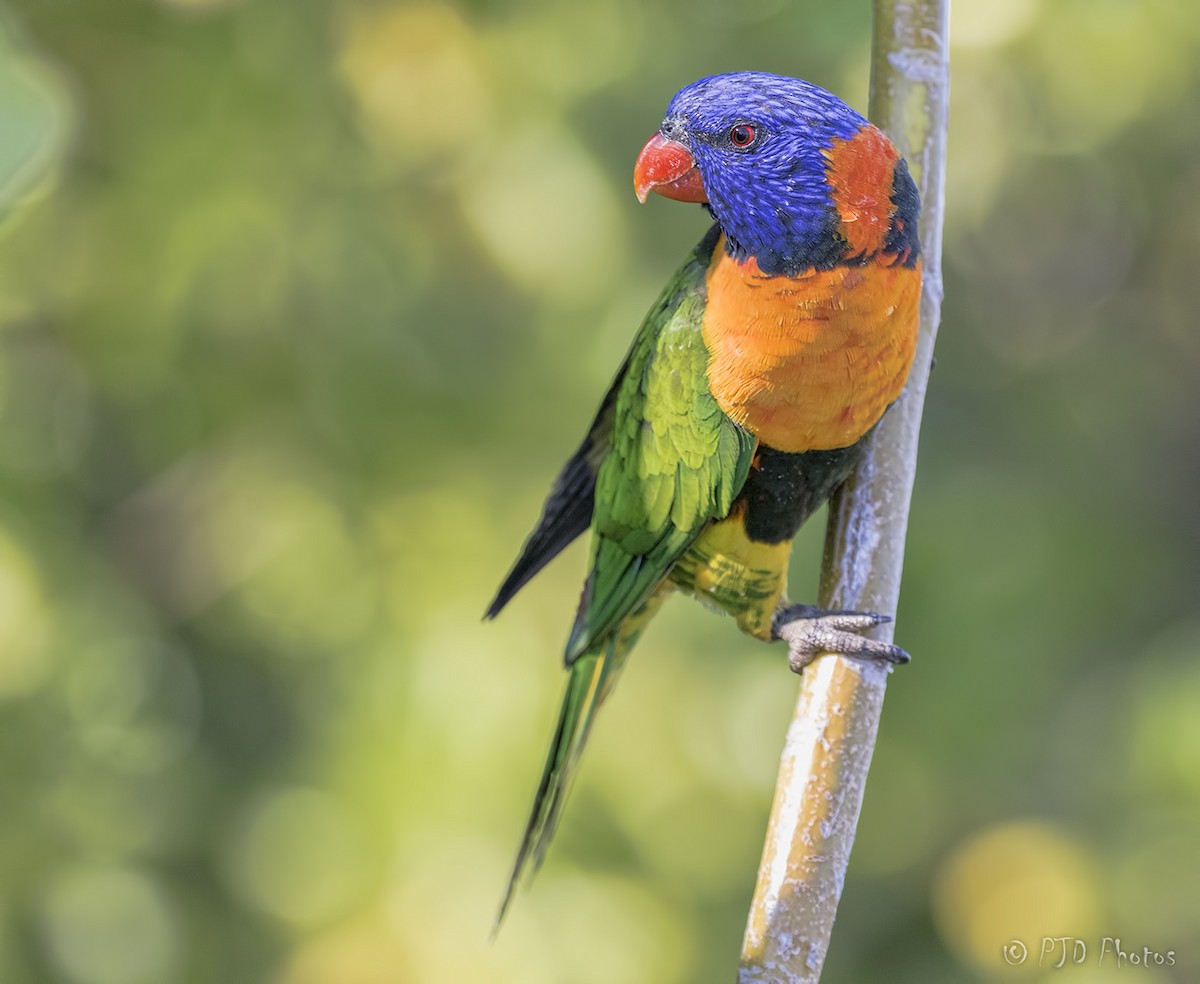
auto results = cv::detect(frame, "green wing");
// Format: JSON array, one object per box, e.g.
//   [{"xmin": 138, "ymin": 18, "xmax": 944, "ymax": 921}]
[
  {"xmin": 565, "ymin": 227, "xmax": 756, "ymax": 663},
  {"xmin": 496, "ymin": 225, "xmax": 756, "ymax": 930}
]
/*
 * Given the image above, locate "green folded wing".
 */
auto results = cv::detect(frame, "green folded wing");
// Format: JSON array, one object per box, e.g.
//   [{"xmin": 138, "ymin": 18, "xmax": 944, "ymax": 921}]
[
  {"xmin": 497, "ymin": 226, "xmax": 756, "ymax": 929},
  {"xmin": 565, "ymin": 226, "xmax": 756, "ymax": 663}
]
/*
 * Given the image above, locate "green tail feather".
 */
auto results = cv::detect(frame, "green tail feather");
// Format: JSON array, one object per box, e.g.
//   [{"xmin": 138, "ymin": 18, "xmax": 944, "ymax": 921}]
[
  {"xmin": 494, "ymin": 643, "xmax": 612, "ymax": 931},
  {"xmin": 494, "ymin": 590, "xmax": 667, "ymax": 932}
]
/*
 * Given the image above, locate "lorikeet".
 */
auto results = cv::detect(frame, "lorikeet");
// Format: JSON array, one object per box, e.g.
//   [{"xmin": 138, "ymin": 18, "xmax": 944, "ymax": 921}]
[{"xmin": 488, "ymin": 72, "xmax": 921, "ymax": 922}]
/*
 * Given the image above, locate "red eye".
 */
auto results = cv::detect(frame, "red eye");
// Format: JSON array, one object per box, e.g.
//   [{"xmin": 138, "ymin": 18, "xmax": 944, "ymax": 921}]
[{"xmin": 729, "ymin": 123, "xmax": 757, "ymax": 148}]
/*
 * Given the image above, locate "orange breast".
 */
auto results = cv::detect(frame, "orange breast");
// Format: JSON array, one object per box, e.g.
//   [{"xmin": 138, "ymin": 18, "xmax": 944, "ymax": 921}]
[{"xmin": 701, "ymin": 240, "xmax": 921, "ymax": 452}]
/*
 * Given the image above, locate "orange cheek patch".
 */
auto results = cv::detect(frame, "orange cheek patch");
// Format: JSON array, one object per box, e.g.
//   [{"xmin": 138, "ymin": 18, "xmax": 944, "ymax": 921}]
[{"xmin": 823, "ymin": 126, "xmax": 900, "ymax": 257}]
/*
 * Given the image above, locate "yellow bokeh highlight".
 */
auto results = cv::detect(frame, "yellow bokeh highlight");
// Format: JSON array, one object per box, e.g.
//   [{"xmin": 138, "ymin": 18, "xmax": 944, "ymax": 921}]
[
  {"xmin": 457, "ymin": 123, "xmax": 626, "ymax": 301},
  {"xmin": 943, "ymin": 59, "xmax": 1017, "ymax": 229},
  {"xmin": 282, "ymin": 914, "xmax": 411, "ymax": 984},
  {"xmin": 38, "ymin": 865, "xmax": 178, "ymax": 984},
  {"xmin": 1030, "ymin": 0, "xmax": 1188, "ymax": 152},
  {"xmin": 933, "ymin": 821, "xmax": 1100, "ymax": 977},
  {"xmin": 222, "ymin": 786, "xmax": 369, "ymax": 926},
  {"xmin": 951, "ymin": 0, "xmax": 1040, "ymax": 49},
  {"xmin": 488, "ymin": 4, "xmax": 639, "ymax": 101},
  {"xmin": 155, "ymin": 188, "xmax": 291, "ymax": 332},
  {"xmin": 338, "ymin": 4, "xmax": 491, "ymax": 164},
  {"xmin": 382, "ymin": 833, "xmax": 690, "ymax": 984},
  {"xmin": 0, "ymin": 525, "xmax": 50, "ymax": 698},
  {"xmin": 0, "ymin": 38, "xmax": 71, "ymax": 212},
  {"xmin": 1127, "ymin": 621, "xmax": 1200, "ymax": 801},
  {"xmin": 156, "ymin": 0, "xmax": 243, "ymax": 10}
]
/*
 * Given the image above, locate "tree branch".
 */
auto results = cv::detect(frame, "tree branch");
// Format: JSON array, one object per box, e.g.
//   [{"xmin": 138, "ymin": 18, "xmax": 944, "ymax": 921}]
[{"xmin": 737, "ymin": 2, "xmax": 950, "ymax": 980}]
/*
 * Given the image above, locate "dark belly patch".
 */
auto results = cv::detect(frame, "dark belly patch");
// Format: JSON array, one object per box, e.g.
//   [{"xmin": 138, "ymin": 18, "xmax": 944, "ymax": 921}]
[{"xmin": 740, "ymin": 439, "xmax": 868, "ymax": 544}]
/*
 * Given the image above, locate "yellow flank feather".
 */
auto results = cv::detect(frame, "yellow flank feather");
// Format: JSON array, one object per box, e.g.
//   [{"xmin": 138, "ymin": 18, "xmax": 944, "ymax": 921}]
[
  {"xmin": 671, "ymin": 506, "xmax": 793, "ymax": 639},
  {"xmin": 701, "ymin": 238, "xmax": 921, "ymax": 453}
]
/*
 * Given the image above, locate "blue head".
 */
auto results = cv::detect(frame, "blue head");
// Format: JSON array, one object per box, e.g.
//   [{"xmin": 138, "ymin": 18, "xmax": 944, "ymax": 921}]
[{"xmin": 634, "ymin": 72, "xmax": 916, "ymax": 275}]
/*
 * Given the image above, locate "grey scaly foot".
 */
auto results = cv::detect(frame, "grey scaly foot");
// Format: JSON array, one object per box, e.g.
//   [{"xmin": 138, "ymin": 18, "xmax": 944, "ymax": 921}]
[{"xmin": 771, "ymin": 603, "xmax": 911, "ymax": 674}]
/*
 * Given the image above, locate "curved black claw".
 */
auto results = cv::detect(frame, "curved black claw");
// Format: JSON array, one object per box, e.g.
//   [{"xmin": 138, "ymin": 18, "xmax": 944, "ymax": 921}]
[{"xmin": 772, "ymin": 604, "xmax": 910, "ymax": 675}]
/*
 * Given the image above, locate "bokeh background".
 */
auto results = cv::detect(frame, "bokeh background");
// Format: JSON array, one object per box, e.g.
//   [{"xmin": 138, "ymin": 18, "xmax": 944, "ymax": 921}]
[{"xmin": 1, "ymin": 0, "xmax": 1198, "ymax": 982}]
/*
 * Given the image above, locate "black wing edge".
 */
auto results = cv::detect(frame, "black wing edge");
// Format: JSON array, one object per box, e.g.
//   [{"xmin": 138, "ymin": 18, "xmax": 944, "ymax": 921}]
[
  {"xmin": 484, "ymin": 368, "xmax": 625, "ymax": 620},
  {"xmin": 486, "ymin": 223, "xmax": 723, "ymax": 621}
]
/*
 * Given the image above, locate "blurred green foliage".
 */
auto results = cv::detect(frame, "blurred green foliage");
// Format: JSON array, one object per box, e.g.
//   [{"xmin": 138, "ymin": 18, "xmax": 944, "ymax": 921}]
[{"xmin": 0, "ymin": 1, "xmax": 1198, "ymax": 982}]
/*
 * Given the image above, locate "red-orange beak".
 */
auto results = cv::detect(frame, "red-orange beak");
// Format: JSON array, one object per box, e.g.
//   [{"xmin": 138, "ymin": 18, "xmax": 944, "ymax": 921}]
[{"xmin": 633, "ymin": 132, "xmax": 707, "ymax": 204}]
